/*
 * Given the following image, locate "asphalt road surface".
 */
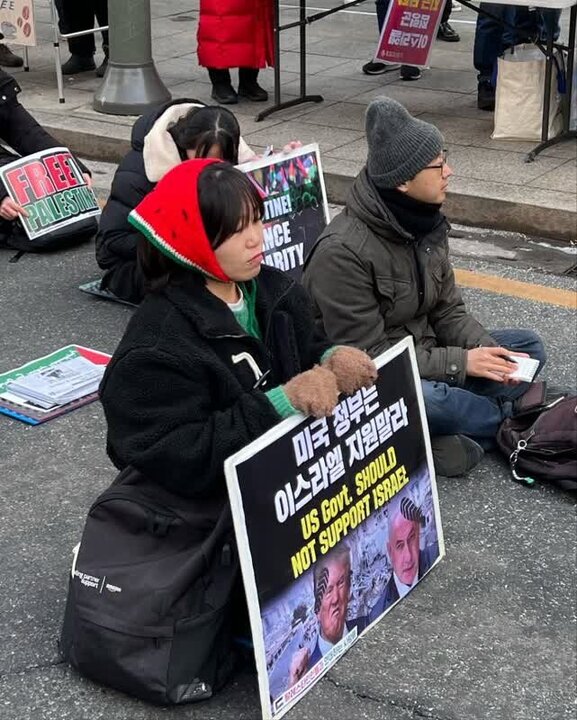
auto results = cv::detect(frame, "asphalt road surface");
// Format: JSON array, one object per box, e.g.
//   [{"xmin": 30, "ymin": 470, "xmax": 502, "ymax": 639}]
[{"xmin": 0, "ymin": 225, "xmax": 575, "ymax": 720}]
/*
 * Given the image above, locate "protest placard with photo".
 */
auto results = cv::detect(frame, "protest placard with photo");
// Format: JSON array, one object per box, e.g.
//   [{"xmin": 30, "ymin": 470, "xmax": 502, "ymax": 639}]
[
  {"xmin": 0, "ymin": 0, "xmax": 36, "ymax": 46},
  {"xmin": 238, "ymin": 143, "xmax": 330, "ymax": 281},
  {"xmin": 225, "ymin": 338, "xmax": 444, "ymax": 720},
  {"xmin": 375, "ymin": 0, "xmax": 446, "ymax": 68},
  {"xmin": 0, "ymin": 147, "xmax": 100, "ymax": 241}
]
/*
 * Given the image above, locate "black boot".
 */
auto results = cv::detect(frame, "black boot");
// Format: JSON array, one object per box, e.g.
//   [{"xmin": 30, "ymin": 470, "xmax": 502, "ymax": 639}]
[
  {"xmin": 431, "ymin": 435, "xmax": 484, "ymax": 477},
  {"xmin": 477, "ymin": 80, "xmax": 495, "ymax": 111},
  {"xmin": 208, "ymin": 68, "xmax": 238, "ymax": 104},
  {"xmin": 62, "ymin": 54, "xmax": 96, "ymax": 75},
  {"xmin": 437, "ymin": 22, "xmax": 460, "ymax": 42},
  {"xmin": 238, "ymin": 68, "xmax": 268, "ymax": 102},
  {"xmin": 0, "ymin": 44, "xmax": 24, "ymax": 68}
]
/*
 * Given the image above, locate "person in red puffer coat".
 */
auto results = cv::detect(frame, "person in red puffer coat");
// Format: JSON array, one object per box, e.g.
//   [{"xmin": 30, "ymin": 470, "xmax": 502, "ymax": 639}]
[{"xmin": 197, "ymin": 0, "xmax": 274, "ymax": 105}]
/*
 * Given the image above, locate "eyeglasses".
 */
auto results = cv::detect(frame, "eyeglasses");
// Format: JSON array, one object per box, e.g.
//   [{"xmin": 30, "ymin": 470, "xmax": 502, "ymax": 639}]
[{"xmin": 423, "ymin": 150, "xmax": 449, "ymax": 172}]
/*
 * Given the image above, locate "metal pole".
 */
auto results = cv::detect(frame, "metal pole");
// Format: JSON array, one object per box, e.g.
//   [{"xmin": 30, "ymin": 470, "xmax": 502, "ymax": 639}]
[
  {"xmin": 50, "ymin": 0, "xmax": 65, "ymax": 104},
  {"xmin": 94, "ymin": 0, "xmax": 171, "ymax": 116},
  {"xmin": 540, "ymin": 23, "xmax": 554, "ymax": 143}
]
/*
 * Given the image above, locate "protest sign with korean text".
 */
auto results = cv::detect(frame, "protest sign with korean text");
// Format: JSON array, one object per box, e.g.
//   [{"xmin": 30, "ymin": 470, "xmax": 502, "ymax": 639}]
[
  {"xmin": 0, "ymin": 0, "xmax": 36, "ymax": 46},
  {"xmin": 375, "ymin": 0, "xmax": 446, "ymax": 68},
  {"xmin": 238, "ymin": 143, "xmax": 329, "ymax": 281},
  {"xmin": 225, "ymin": 338, "xmax": 445, "ymax": 720},
  {"xmin": 0, "ymin": 147, "xmax": 100, "ymax": 241}
]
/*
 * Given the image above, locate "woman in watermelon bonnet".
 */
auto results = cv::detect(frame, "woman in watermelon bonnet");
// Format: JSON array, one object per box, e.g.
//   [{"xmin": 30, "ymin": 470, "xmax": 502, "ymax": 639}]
[
  {"xmin": 98, "ymin": 158, "xmax": 377, "ymax": 680},
  {"xmin": 100, "ymin": 158, "xmax": 378, "ymax": 500}
]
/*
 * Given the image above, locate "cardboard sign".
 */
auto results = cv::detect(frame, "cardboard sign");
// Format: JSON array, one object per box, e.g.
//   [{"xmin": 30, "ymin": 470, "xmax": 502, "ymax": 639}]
[
  {"xmin": 375, "ymin": 0, "xmax": 446, "ymax": 68},
  {"xmin": 0, "ymin": 0, "xmax": 36, "ymax": 46},
  {"xmin": 225, "ymin": 338, "xmax": 444, "ymax": 719},
  {"xmin": 239, "ymin": 144, "xmax": 330, "ymax": 281},
  {"xmin": 0, "ymin": 147, "xmax": 100, "ymax": 241}
]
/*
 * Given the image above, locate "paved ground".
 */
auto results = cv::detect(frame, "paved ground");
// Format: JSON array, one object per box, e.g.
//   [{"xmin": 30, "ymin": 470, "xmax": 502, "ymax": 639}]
[
  {"xmin": 0, "ymin": 173, "xmax": 575, "ymax": 720},
  {"xmin": 8, "ymin": 0, "xmax": 577, "ymax": 239}
]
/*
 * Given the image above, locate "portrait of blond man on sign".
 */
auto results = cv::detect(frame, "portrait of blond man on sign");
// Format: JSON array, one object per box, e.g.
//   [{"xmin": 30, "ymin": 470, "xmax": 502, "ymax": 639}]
[
  {"xmin": 287, "ymin": 543, "xmax": 367, "ymax": 687},
  {"xmin": 369, "ymin": 491, "xmax": 439, "ymax": 621}
]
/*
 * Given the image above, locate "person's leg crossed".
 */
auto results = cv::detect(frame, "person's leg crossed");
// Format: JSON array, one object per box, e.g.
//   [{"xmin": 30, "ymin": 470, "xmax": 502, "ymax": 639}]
[{"xmin": 421, "ymin": 380, "xmax": 507, "ymax": 440}]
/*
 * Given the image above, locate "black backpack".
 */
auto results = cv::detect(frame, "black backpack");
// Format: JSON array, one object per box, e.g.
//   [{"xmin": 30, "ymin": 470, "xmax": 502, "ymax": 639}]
[
  {"xmin": 59, "ymin": 466, "xmax": 241, "ymax": 705},
  {"xmin": 497, "ymin": 385, "xmax": 577, "ymax": 491}
]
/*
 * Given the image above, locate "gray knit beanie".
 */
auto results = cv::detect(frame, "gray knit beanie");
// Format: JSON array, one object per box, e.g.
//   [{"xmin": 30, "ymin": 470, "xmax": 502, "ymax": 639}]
[{"xmin": 365, "ymin": 97, "xmax": 444, "ymax": 188}]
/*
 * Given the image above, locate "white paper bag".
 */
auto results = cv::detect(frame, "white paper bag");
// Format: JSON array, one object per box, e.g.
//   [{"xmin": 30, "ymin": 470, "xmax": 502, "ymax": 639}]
[{"xmin": 492, "ymin": 44, "xmax": 564, "ymax": 140}]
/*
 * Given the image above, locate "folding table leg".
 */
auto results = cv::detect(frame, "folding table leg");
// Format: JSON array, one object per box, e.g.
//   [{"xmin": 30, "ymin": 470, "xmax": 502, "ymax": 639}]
[
  {"xmin": 540, "ymin": 25, "xmax": 554, "ymax": 143},
  {"xmin": 50, "ymin": 0, "xmax": 65, "ymax": 104},
  {"xmin": 526, "ymin": 5, "xmax": 577, "ymax": 162}
]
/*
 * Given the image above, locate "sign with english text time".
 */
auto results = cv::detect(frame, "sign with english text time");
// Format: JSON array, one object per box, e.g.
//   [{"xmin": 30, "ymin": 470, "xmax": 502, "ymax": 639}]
[
  {"xmin": 375, "ymin": 0, "xmax": 446, "ymax": 68},
  {"xmin": 225, "ymin": 338, "xmax": 445, "ymax": 720},
  {"xmin": 0, "ymin": 147, "xmax": 100, "ymax": 241},
  {"xmin": 238, "ymin": 144, "xmax": 330, "ymax": 281}
]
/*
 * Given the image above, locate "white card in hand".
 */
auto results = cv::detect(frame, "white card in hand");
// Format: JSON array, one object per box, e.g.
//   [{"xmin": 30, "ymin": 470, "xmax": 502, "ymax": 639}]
[{"xmin": 509, "ymin": 356, "xmax": 539, "ymax": 383}]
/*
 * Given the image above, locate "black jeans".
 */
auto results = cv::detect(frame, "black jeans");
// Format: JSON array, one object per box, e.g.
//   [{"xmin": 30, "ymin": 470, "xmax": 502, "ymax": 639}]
[
  {"xmin": 208, "ymin": 68, "xmax": 259, "ymax": 86},
  {"xmin": 55, "ymin": 0, "xmax": 108, "ymax": 57}
]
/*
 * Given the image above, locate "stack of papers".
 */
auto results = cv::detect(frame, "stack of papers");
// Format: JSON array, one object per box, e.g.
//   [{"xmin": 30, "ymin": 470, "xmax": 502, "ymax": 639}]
[{"xmin": 6, "ymin": 356, "xmax": 106, "ymax": 409}]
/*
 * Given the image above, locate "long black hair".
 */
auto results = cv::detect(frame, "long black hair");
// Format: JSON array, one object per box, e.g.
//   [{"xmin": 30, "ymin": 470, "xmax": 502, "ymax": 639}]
[
  {"xmin": 168, "ymin": 105, "xmax": 241, "ymax": 164},
  {"xmin": 138, "ymin": 162, "xmax": 263, "ymax": 292}
]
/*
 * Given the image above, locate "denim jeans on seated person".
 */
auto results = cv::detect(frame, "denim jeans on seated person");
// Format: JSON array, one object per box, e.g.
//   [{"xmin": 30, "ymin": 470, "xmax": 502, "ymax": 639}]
[{"xmin": 422, "ymin": 329, "xmax": 546, "ymax": 446}]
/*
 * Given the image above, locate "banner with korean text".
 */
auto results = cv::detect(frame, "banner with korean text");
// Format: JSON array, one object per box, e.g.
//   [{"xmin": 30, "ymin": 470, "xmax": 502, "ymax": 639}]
[
  {"xmin": 225, "ymin": 338, "xmax": 445, "ymax": 720},
  {"xmin": 0, "ymin": 0, "xmax": 36, "ymax": 46},
  {"xmin": 375, "ymin": 0, "xmax": 446, "ymax": 68},
  {"xmin": 0, "ymin": 147, "xmax": 100, "ymax": 241},
  {"xmin": 238, "ymin": 143, "xmax": 330, "ymax": 281}
]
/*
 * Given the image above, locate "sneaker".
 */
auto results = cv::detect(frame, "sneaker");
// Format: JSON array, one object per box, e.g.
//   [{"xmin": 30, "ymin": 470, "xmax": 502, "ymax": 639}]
[
  {"xmin": 431, "ymin": 435, "xmax": 484, "ymax": 477},
  {"xmin": 400, "ymin": 65, "xmax": 421, "ymax": 81},
  {"xmin": 61, "ymin": 54, "xmax": 96, "ymax": 75},
  {"xmin": 362, "ymin": 60, "xmax": 401, "ymax": 75},
  {"xmin": 95, "ymin": 56, "xmax": 108, "ymax": 78},
  {"xmin": 0, "ymin": 43, "xmax": 24, "ymax": 68},
  {"xmin": 238, "ymin": 81, "xmax": 268, "ymax": 102},
  {"xmin": 211, "ymin": 83, "xmax": 238, "ymax": 104},
  {"xmin": 477, "ymin": 79, "xmax": 495, "ymax": 111},
  {"xmin": 437, "ymin": 22, "xmax": 461, "ymax": 42}
]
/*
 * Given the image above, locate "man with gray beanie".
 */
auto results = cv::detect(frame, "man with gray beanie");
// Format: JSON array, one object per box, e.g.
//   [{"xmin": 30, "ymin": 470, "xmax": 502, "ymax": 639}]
[{"xmin": 303, "ymin": 97, "xmax": 546, "ymax": 477}]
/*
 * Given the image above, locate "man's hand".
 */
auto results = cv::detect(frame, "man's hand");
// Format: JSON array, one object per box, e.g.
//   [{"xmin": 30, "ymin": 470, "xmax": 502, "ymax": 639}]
[
  {"xmin": 0, "ymin": 197, "xmax": 28, "ymax": 221},
  {"xmin": 82, "ymin": 173, "xmax": 93, "ymax": 188},
  {"xmin": 288, "ymin": 647, "xmax": 310, "ymax": 687},
  {"xmin": 466, "ymin": 347, "xmax": 529, "ymax": 383}
]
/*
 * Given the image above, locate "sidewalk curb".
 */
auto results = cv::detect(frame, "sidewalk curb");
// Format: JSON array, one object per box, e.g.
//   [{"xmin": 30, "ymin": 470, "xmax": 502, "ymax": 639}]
[
  {"xmin": 323, "ymin": 172, "xmax": 577, "ymax": 243},
  {"xmin": 47, "ymin": 125, "xmax": 577, "ymax": 243}
]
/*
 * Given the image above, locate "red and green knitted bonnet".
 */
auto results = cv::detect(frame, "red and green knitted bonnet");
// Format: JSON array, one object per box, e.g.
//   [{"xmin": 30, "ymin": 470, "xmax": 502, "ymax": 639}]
[{"xmin": 128, "ymin": 157, "xmax": 230, "ymax": 281}]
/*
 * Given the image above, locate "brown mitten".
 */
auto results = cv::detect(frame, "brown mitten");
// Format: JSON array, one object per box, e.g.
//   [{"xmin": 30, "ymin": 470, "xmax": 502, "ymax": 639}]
[
  {"xmin": 283, "ymin": 366, "xmax": 339, "ymax": 418},
  {"xmin": 323, "ymin": 346, "xmax": 378, "ymax": 395}
]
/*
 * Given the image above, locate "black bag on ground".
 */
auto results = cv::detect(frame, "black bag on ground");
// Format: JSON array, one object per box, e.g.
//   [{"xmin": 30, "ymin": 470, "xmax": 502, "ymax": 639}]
[
  {"xmin": 496, "ymin": 385, "xmax": 577, "ymax": 491},
  {"xmin": 59, "ymin": 465, "xmax": 240, "ymax": 705},
  {"xmin": 0, "ymin": 214, "xmax": 97, "ymax": 252}
]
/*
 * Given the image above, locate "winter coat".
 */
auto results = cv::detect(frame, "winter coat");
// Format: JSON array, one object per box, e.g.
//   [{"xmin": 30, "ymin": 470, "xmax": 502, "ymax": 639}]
[
  {"xmin": 0, "ymin": 71, "xmax": 90, "ymax": 201},
  {"xmin": 0, "ymin": 71, "xmax": 93, "ymax": 250},
  {"xmin": 95, "ymin": 98, "xmax": 255, "ymax": 303},
  {"xmin": 99, "ymin": 266, "xmax": 331, "ymax": 499},
  {"xmin": 302, "ymin": 168, "xmax": 497, "ymax": 387},
  {"xmin": 197, "ymin": 0, "xmax": 274, "ymax": 69}
]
